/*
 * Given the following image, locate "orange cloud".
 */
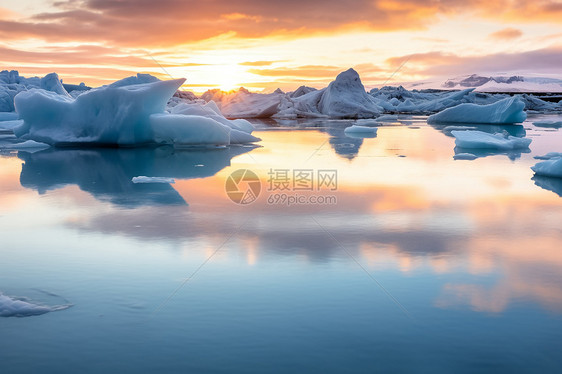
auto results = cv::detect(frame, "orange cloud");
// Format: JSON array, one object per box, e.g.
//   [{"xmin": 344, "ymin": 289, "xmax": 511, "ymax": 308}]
[{"xmin": 487, "ymin": 27, "xmax": 523, "ymax": 40}]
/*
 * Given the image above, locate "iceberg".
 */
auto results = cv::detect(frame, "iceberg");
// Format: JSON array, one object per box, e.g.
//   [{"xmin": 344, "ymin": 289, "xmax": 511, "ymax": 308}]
[
  {"xmin": 531, "ymin": 158, "xmax": 562, "ymax": 178},
  {"xmin": 13, "ymin": 77, "xmax": 259, "ymax": 146},
  {"xmin": 451, "ymin": 130, "xmax": 532, "ymax": 150},
  {"xmin": 428, "ymin": 97, "xmax": 527, "ymax": 124}
]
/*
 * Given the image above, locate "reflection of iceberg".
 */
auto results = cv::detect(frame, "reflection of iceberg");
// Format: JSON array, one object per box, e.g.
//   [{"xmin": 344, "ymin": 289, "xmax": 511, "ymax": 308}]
[
  {"xmin": 325, "ymin": 127, "xmax": 364, "ymax": 160},
  {"xmin": 18, "ymin": 145, "xmax": 256, "ymax": 207},
  {"xmin": 532, "ymin": 175, "xmax": 562, "ymax": 197},
  {"xmin": 430, "ymin": 123, "xmax": 526, "ymax": 138},
  {"xmin": 454, "ymin": 146, "xmax": 530, "ymax": 161}
]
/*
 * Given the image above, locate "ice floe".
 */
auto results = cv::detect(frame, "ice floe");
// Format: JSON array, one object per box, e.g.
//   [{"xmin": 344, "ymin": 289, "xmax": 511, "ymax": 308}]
[
  {"xmin": 0, "ymin": 292, "xmax": 71, "ymax": 318},
  {"xmin": 428, "ymin": 97, "xmax": 527, "ymax": 124},
  {"xmin": 344, "ymin": 125, "xmax": 378, "ymax": 134}
]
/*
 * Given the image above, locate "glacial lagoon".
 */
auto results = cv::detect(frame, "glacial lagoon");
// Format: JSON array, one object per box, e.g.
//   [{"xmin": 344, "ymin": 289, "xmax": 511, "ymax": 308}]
[{"xmin": 1, "ymin": 114, "xmax": 562, "ymax": 373}]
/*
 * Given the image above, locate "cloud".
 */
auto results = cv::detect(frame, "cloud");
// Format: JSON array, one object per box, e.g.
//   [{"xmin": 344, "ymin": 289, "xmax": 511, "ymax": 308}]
[
  {"xmin": 386, "ymin": 47, "xmax": 562, "ymax": 77},
  {"xmin": 239, "ymin": 61, "xmax": 280, "ymax": 67},
  {"xmin": 487, "ymin": 27, "xmax": 523, "ymax": 40},
  {"xmin": 1, "ymin": 0, "xmax": 559, "ymax": 47}
]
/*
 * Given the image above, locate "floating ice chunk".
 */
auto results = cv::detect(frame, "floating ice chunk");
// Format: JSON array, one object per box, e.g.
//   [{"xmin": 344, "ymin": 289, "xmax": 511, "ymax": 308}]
[
  {"xmin": 0, "ymin": 292, "xmax": 71, "ymax": 318},
  {"xmin": 344, "ymin": 125, "xmax": 378, "ymax": 134},
  {"xmin": 132, "ymin": 176, "xmax": 175, "ymax": 184},
  {"xmin": 14, "ymin": 78, "xmax": 186, "ymax": 145},
  {"xmin": 453, "ymin": 153, "xmax": 478, "ymax": 160},
  {"xmin": 531, "ymin": 158, "xmax": 562, "ymax": 178},
  {"xmin": 150, "ymin": 114, "xmax": 230, "ymax": 146},
  {"xmin": 0, "ymin": 140, "xmax": 49, "ymax": 150},
  {"xmin": 533, "ymin": 121, "xmax": 562, "ymax": 128},
  {"xmin": 428, "ymin": 97, "xmax": 527, "ymax": 124},
  {"xmin": 451, "ymin": 130, "xmax": 531, "ymax": 150},
  {"xmin": 534, "ymin": 152, "xmax": 562, "ymax": 160}
]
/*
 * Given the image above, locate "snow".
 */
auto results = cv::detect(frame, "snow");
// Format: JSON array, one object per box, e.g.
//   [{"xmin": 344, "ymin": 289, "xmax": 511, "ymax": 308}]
[
  {"xmin": 344, "ymin": 125, "xmax": 378, "ymax": 134},
  {"xmin": 132, "ymin": 176, "xmax": 175, "ymax": 184},
  {"xmin": 428, "ymin": 97, "xmax": 527, "ymax": 124},
  {"xmin": 0, "ymin": 292, "xmax": 71, "ymax": 318},
  {"xmin": 532, "ymin": 158, "xmax": 562, "ymax": 178},
  {"xmin": 451, "ymin": 130, "xmax": 532, "ymax": 150}
]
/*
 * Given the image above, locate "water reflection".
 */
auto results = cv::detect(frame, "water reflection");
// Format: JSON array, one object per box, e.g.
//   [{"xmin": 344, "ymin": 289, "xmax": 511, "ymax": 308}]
[
  {"xmin": 532, "ymin": 175, "xmax": 562, "ymax": 197},
  {"xmin": 18, "ymin": 145, "xmax": 256, "ymax": 207}
]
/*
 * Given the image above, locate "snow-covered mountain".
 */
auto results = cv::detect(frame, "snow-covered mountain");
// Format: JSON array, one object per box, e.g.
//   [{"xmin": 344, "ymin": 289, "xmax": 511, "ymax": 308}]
[{"xmin": 405, "ymin": 74, "xmax": 562, "ymax": 93}]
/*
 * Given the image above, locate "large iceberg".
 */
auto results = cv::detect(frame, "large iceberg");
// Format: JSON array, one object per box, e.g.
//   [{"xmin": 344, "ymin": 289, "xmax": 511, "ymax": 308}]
[
  {"xmin": 451, "ymin": 130, "xmax": 532, "ymax": 150},
  {"xmin": 13, "ymin": 76, "xmax": 259, "ymax": 146},
  {"xmin": 428, "ymin": 97, "xmax": 527, "ymax": 124}
]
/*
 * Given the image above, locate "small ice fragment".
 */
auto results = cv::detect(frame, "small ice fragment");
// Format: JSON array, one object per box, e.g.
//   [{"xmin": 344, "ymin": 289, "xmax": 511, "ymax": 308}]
[
  {"xmin": 344, "ymin": 125, "xmax": 378, "ymax": 134},
  {"xmin": 454, "ymin": 153, "xmax": 478, "ymax": 160},
  {"xmin": 132, "ymin": 176, "xmax": 175, "ymax": 184}
]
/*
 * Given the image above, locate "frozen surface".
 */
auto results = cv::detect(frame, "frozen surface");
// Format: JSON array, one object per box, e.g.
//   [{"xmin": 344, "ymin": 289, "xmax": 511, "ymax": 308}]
[
  {"xmin": 132, "ymin": 176, "xmax": 175, "ymax": 184},
  {"xmin": 452, "ymin": 130, "xmax": 532, "ymax": 150},
  {"xmin": 428, "ymin": 97, "xmax": 527, "ymax": 124},
  {"xmin": 0, "ymin": 292, "xmax": 71, "ymax": 318},
  {"xmin": 532, "ymin": 158, "xmax": 562, "ymax": 178}
]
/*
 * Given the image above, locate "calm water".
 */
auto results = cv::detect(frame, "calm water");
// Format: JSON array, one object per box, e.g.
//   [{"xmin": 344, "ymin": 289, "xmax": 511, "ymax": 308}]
[{"xmin": 1, "ymin": 115, "xmax": 562, "ymax": 373}]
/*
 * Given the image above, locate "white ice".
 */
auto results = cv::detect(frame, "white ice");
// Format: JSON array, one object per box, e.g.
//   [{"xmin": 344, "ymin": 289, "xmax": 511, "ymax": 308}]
[
  {"xmin": 451, "ymin": 130, "xmax": 532, "ymax": 150},
  {"xmin": 428, "ymin": 97, "xmax": 527, "ymax": 124}
]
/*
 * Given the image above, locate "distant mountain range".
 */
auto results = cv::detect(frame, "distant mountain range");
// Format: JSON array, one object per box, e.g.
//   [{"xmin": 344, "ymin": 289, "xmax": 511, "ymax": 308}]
[{"xmin": 404, "ymin": 74, "xmax": 562, "ymax": 93}]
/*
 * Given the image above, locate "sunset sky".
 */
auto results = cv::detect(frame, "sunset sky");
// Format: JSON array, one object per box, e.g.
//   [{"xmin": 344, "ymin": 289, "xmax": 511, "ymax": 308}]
[{"xmin": 0, "ymin": 0, "xmax": 561, "ymax": 93}]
